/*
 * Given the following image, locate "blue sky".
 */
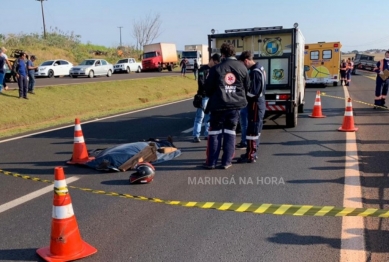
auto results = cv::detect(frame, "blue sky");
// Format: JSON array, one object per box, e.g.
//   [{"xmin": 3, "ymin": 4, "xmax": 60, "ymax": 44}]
[{"xmin": 4, "ymin": 0, "xmax": 389, "ymax": 52}]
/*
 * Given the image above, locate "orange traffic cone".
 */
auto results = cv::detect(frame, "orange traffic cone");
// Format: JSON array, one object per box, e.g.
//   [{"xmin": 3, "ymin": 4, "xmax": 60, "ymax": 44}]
[
  {"xmin": 338, "ymin": 98, "xmax": 358, "ymax": 132},
  {"xmin": 36, "ymin": 167, "xmax": 97, "ymax": 261},
  {"xmin": 67, "ymin": 118, "xmax": 94, "ymax": 164},
  {"xmin": 309, "ymin": 91, "xmax": 326, "ymax": 118}
]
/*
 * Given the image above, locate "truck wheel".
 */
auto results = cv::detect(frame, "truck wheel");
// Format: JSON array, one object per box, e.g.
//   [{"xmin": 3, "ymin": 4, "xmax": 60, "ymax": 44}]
[
  {"xmin": 333, "ymin": 81, "xmax": 338, "ymax": 87},
  {"xmin": 286, "ymin": 106, "xmax": 297, "ymax": 128},
  {"xmin": 126, "ymin": 67, "xmax": 130, "ymax": 74},
  {"xmin": 136, "ymin": 66, "xmax": 141, "ymax": 73},
  {"xmin": 157, "ymin": 66, "xmax": 162, "ymax": 72},
  {"xmin": 167, "ymin": 65, "xmax": 172, "ymax": 71}
]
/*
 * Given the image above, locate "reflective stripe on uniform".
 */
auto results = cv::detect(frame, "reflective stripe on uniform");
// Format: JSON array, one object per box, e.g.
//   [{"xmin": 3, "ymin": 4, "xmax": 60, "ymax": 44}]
[
  {"xmin": 224, "ymin": 129, "xmax": 236, "ymax": 135},
  {"xmin": 208, "ymin": 130, "xmax": 222, "ymax": 135},
  {"xmin": 52, "ymin": 203, "xmax": 74, "ymax": 219},
  {"xmin": 246, "ymin": 135, "xmax": 259, "ymax": 140}
]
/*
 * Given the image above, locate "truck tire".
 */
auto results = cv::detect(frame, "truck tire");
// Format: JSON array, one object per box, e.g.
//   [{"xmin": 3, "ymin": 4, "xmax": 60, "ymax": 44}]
[
  {"xmin": 126, "ymin": 67, "xmax": 130, "ymax": 74},
  {"xmin": 167, "ymin": 65, "xmax": 172, "ymax": 71},
  {"xmin": 286, "ymin": 106, "xmax": 297, "ymax": 128},
  {"xmin": 333, "ymin": 81, "xmax": 338, "ymax": 86},
  {"xmin": 157, "ymin": 66, "xmax": 162, "ymax": 72},
  {"xmin": 136, "ymin": 66, "xmax": 141, "ymax": 73}
]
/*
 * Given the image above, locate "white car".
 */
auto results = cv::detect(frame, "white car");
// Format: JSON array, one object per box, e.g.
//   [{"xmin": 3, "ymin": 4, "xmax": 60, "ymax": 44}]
[
  {"xmin": 69, "ymin": 59, "xmax": 114, "ymax": 78},
  {"xmin": 113, "ymin": 58, "xmax": 142, "ymax": 73},
  {"xmin": 35, "ymin": 60, "xmax": 73, "ymax": 78}
]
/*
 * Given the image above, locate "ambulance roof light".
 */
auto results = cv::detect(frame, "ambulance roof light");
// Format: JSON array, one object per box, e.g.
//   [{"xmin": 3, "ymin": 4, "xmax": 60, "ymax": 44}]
[{"xmin": 224, "ymin": 26, "xmax": 283, "ymax": 33}]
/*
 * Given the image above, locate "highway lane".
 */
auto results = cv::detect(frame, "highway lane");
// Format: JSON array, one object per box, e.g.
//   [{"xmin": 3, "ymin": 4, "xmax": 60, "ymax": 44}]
[
  {"xmin": 0, "ymin": 76, "xmax": 388, "ymax": 261},
  {"xmin": 4, "ymin": 70, "xmax": 180, "ymax": 90}
]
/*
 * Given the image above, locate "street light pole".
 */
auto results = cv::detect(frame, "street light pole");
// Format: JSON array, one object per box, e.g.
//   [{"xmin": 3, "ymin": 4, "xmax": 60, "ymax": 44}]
[
  {"xmin": 36, "ymin": 0, "xmax": 47, "ymax": 39},
  {"xmin": 118, "ymin": 26, "xmax": 123, "ymax": 47}
]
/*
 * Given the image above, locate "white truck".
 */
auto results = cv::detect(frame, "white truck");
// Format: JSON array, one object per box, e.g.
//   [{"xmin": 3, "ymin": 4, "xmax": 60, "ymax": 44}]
[
  {"xmin": 113, "ymin": 58, "xmax": 142, "ymax": 73},
  {"xmin": 182, "ymin": 44, "xmax": 209, "ymax": 70},
  {"xmin": 208, "ymin": 24, "xmax": 306, "ymax": 128}
]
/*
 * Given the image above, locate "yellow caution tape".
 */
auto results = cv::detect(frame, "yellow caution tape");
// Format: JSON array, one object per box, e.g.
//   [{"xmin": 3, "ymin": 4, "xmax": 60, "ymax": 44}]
[
  {"xmin": 320, "ymin": 92, "xmax": 389, "ymax": 110},
  {"xmin": 1, "ymin": 169, "xmax": 389, "ymax": 217}
]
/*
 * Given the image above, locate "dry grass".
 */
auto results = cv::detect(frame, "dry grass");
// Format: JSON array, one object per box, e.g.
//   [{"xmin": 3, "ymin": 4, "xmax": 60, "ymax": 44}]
[
  {"xmin": 342, "ymin": 52, "xmax": 385, "ymax": 61},
  {"xmin": 0, "ymin": 75, "xmax": 197, "ymax": 138}
]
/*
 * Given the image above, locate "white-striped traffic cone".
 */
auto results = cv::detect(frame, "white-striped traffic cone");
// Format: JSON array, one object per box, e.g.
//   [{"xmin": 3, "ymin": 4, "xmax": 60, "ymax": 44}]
[
  {"xmin": 67, "ymin": 118, "xmax": 94, "ymax": 164},
  {"xmin": 338, "ymin": 98, "xmax": 358, "ymax": 132},
  {"xmin": 36, "ymin": 167, "xmax": 97, "ymax": 261},
  {"xmin": 309, "ymin": 90, "xmax": 326, "ymax": 118}
]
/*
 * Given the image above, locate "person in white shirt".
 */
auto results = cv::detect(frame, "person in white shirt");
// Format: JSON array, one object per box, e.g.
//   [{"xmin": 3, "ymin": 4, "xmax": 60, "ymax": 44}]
[{"xmin": 1, "ymin": 47, "xmax": 11, "ymax": 90}]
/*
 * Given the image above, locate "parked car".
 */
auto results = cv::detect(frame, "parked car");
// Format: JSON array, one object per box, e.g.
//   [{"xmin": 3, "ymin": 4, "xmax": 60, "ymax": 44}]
[
  {"xmin": 35, "ymin": 60, "xmax": 73, "ymax": 78},
  {"xmin": 113, "ymin": 58, "xmax": 142, "ymax": 73},
  {"xmin": 351, "ymin": 54, "xmax": 376, "ymax": 75},
  {"xmin": 69, "ymin": 59, "xmax": 113, "ymax": 78}
]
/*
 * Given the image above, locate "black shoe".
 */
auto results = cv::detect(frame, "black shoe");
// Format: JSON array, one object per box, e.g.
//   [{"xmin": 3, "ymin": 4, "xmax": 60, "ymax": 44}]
[
  {"xmin": 236, "ymin": 142, "xmax": 247, "ymax": 149},
  {"xmin": 192, "ymin": 137, "xmax": 201, "ymax": 143},
  {"xmin": 201, "ymin": 163, "xmax": 215, "ymax": 169},
  {"xmin": 237, "ymin": 154, "xmax": 256, "ymax": 163},
  {"xmin": 23, "ymin": 97, "xmax": 28, "ymax": 100}
]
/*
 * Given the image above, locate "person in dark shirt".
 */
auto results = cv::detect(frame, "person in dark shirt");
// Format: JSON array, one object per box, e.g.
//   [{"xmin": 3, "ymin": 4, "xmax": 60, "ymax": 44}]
[
  {"xmin": 27, "ymin": 55, "xmax": 38, "ymax": 94},
  {"xmin": 180, "ymin": 57, "xmax": 188, "ymax": 77},
  {"xmin": 202, "ymin": 43, "xmax": 249, "ymax": 169},
  {"xmin": 192, "ymin": 54, "xmax": 220, "ymax": 142},
  {"xmin": 16, "ymin": 52, "xmax": 28, "ymax": 99},
  {"xmin": 237, "ymin": 50, "xmax": 267, "ymax": 163},
  {"xmin": 193, "ymin": 60, "xmax": 199, "ymax": 80}
]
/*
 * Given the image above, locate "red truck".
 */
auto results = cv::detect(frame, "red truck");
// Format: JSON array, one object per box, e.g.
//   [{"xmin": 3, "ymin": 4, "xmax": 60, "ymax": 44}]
[{"xmin": 141, "ymin": 43, "xmax": 178, "ymax": 72}]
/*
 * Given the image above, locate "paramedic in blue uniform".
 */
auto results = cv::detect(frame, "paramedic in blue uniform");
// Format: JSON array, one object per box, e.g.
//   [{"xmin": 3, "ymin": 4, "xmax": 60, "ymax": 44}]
[
  {"xmin": 237, "ymin": 51, "xmax": 266, "ymax": 163},
  {"xmin": 203, "ymin": 43, "xmax": 249, "ymax": 169},
  {"xmin": 373, "ymin": 50, "xmax": 389, "ymax": 109}
]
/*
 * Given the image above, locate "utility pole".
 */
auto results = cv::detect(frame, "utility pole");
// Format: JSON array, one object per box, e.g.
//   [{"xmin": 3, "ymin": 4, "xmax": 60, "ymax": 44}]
[
  {"xmin": 36, "ymin": 0, "xmax": 47, "ymax": 38},
  {"xmin": 118, "ymin": 26, "xmax": 123, "ymax": 47}
]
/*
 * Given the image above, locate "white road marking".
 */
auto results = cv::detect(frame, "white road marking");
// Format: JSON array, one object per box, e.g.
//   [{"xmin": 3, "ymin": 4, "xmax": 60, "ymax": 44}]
[
  {"xmin": 181, "ymin": 123, "xmax": 205, "ymax": 133},
  {"xmin": 340, "ymin": 86, "xmax": 366, "ymax": 261},
  {"xmin": 0, "ymin": 176, "xmax": 79, "ymax": 214},
  {"xmin": 0, "ymin": 98, "xmax": 192, "ymax": 143}
]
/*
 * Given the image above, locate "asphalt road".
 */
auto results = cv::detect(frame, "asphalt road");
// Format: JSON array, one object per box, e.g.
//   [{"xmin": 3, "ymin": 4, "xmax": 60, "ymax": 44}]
[
  {"xmin": 4, "ymin": 70, "xmax": 179, "ymax": 89},
  {"xmin": 1, "ymin": 72, "xmax": 389, "ymax": 262}
]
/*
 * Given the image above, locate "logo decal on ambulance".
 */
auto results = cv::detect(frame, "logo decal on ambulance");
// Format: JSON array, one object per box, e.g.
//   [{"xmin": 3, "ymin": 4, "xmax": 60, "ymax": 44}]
[{"xmin": 225, "ymin": 73, "xmax": 236, "ymax": 85}]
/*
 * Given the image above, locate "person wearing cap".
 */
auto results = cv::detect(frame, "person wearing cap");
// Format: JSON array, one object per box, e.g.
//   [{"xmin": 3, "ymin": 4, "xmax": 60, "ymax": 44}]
[
  {"xmin": 0, "ymin": 47, "xmax": 12, "ymax": 91},
  {"xmin": 27, "ymin": 55, "xmax": 38, "ymax": 94}
]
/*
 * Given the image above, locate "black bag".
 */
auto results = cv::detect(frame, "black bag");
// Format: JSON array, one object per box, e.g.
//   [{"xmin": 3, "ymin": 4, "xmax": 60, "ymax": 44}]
[{"xmin": 193, "ymin": 94, "xmax": 203, "ymax": 109}]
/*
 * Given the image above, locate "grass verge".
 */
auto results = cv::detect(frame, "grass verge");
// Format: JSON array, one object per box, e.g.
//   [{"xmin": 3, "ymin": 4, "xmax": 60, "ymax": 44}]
[{"xmin": 0, "ymin": 75, "xmax": 197, "ymax": 138}]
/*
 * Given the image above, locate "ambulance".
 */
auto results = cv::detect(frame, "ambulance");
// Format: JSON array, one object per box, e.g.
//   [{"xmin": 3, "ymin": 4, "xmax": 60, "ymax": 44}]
[{"xmin": 304, "ymin": 41, "xmax": 342, "ymax": 86}]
